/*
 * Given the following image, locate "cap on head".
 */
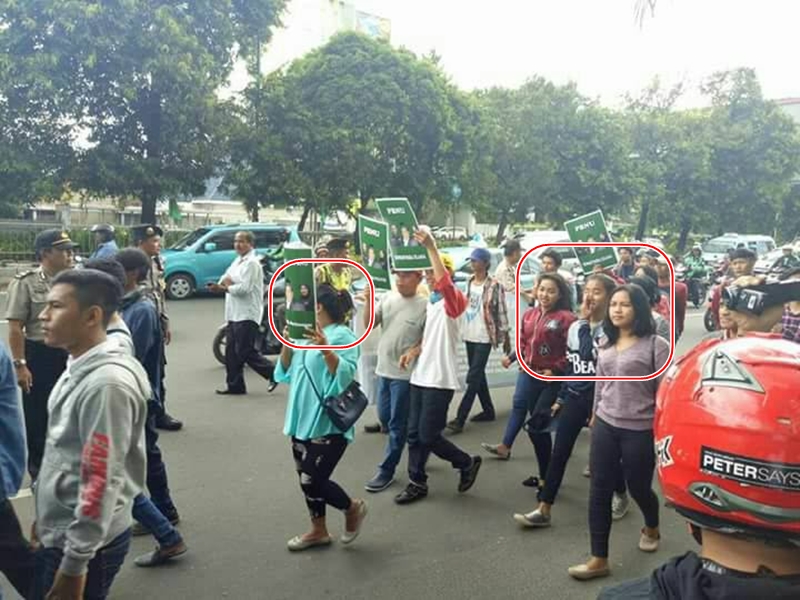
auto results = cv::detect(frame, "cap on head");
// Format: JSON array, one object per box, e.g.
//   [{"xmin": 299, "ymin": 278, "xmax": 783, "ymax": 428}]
[
  {"xmin": 34, "ymin": 229, "xmax": 78, "ymax": 252},
  {"xmin": 90, "ymin": 224, "xmax": 115, "ymax": 235},
  {"xmin": 469, "ymin": 247, "xmax": 492, "ymax": 265},
  {"xmin": 439, "ymin": 253, "xmax": 455, "ymax": 274},
  {"xmin": 131, "ymin": 224, "xmax": 163, "ymax": 243}
]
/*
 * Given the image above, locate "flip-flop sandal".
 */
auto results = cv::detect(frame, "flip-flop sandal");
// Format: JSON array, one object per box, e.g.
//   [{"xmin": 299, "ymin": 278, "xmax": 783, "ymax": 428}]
[{"xmin": 287, "ymin": 535, "xmax": 332, "ymax": 552}]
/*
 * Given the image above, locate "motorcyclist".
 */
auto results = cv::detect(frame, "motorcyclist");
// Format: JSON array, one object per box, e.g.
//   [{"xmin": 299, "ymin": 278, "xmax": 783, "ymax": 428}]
[
  {"xmin": 598, "ymin": 335, "xmax": 800, "ymax": 599},
  {"xmin": 771, "ymin": 244, "xmax": 800, "ymax": 273},
  {"xmin": 89, "ymin": 223, "xmax": 119, "ymax": 259},
  {"xmin": 683, "ymin": 245, "xmax": 708, "ymax": 305},
  {"xmin": 709, "ymin": 248, "xmax": 755, "ymax": 329}
]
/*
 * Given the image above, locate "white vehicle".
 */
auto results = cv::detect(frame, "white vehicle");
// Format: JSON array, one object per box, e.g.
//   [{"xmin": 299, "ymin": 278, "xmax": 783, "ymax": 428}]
[
  {"xmin": 515, "ymin": 230, "xmax": 570, "ymax": 251},
  {"xmin": 528, "ymin": 242, "xmax": 582, "ymax": 275},
  {"xmin": 701, "ymin": 234, "xmax": 776, "ymax": 264},
  {"xmin": 436, "ymin": 226, "xmax": 469, "ymax": 241}
]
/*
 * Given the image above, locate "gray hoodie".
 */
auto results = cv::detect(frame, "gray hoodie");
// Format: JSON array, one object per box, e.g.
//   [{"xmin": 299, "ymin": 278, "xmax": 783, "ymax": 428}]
[{"xmin": 35, "ymin": 339, "xmax": 149, "ymax": 576}]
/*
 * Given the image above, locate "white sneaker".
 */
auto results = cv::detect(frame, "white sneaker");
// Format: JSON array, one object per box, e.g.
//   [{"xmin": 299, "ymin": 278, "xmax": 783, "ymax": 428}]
[{"xmin": 612, "ymin": 492, "xmax": 630, "ymax": 521}]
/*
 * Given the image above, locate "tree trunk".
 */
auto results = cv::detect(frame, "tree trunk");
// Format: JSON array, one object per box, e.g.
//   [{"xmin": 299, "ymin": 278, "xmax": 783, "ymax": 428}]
[
  {"xmin": 141, "ymin": 189, "xmax": 157, "ymax": 225},
  {"xmin": 676, "ymin": 218, "xmax": 691, "ymax": 253},
  {"xmin": 495, "ymin": 212, "xmax": 509, "ymax": 246},
  {"xmin": 250, "ymin": 204, "xmax": 259, "ymax": 222},
  {"xmin": 298, "ymin": 203, "xmax": 312, "ymax": 232},
  {"xmin": 635, "ymin": 200, "xmax": 650, "ymax": 241},
  {"xmin": 141, "ymin": 88, "xmax": 162, "ymax": 225}
]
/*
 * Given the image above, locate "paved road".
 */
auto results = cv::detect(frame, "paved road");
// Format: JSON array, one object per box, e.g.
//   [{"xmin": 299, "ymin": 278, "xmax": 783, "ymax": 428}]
[{"xmin": 2, "ymin": 295, "xmax": 710, "ymax": 600}]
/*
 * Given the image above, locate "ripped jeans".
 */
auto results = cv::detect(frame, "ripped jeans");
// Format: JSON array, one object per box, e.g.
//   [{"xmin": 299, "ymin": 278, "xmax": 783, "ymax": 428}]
[{"xmin": 291, "ymin": 436, "xmax": 352, "ymax": 519}]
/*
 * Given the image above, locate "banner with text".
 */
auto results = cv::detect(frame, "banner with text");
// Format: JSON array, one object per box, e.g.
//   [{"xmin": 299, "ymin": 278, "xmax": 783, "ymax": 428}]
[
  {"xmin": 564, "ymin": 210, "xmax": 617, "ymax": 274},
  {"xmin": 358, "ymin": 215, "xmax": 392, "ymax": 290},
  {"xmin": 375, "ymin": 197, "xmax": 432, "ymax": 271},
  {"xmin": 283, "ymin": 243, "xmax": 316, "ymax": 340}
]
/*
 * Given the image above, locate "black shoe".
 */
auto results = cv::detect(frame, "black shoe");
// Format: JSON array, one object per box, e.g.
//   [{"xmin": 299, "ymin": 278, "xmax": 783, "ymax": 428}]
[
  {"xmin": 522, "ymin": 476, "xmax": 541, "ymax": 489},
  {"xmin": 458, "ymin": 456, "xmax": 482, "ymax": 493},
  {"xmin": 470, "ymin": 412, "xmax": 496, "ymax": 423},
  {"xmin": 394, "ymin": 482, "xmax": 428, "ymax": 505},
  {"xmin": 267, "ymin": 381, "xmax": 279, "ymax": 393},
  {"xmin": 363, "ymin": 423, "xmax": 385, "ymax": 434},
  {"xmin": 155, "ymin": 414, "xmax": 183, "ymax": 431},
  {"xmin": 216, "ymin": 388, "xmax": 246, "ymax": 396}
]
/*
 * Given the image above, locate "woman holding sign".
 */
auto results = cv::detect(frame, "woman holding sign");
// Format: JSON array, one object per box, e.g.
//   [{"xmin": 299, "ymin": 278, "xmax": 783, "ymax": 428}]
[{"xmin": 274, "ymin": 284, "xmax": 368, "ymax": 551}]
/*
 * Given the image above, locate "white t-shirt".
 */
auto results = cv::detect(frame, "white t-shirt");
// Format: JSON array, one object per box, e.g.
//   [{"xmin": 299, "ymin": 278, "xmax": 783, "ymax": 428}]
[
  {"xmin": 462, "ymin": 282, "xmax": 490, "ymax": 344},
  {"xmin": 411, "ymin": 299, "xmax": 462, "ymax": 391}
]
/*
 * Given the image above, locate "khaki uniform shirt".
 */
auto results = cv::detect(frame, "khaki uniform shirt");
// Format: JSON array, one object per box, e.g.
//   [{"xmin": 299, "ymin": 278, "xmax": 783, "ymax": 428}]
[
  {"xmin": 4, "ymin": 266, "xmax": 53, "ymax": 342},
  {"xmin": 141, "ymin": 255, "xmax": 169, "ymax": 331}
]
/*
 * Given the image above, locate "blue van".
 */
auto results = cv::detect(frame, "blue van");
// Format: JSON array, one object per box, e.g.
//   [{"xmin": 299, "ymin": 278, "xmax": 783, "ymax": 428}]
[{"xmin": 162, "ymin": 224, "xmax": 299, "ymax": 299}]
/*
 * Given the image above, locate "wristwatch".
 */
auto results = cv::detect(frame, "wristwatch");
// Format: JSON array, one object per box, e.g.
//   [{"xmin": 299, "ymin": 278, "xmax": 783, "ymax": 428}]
[{"xmin": 13, "ymin": 358, "xmax": 27, "ymax": 368}]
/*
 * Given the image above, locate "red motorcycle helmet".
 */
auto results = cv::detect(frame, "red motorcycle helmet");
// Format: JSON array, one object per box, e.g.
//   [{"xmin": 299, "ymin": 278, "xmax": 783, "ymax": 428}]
[{"xmin": 655, "ymin": 334, "xmax": 800, "ymax": 546}]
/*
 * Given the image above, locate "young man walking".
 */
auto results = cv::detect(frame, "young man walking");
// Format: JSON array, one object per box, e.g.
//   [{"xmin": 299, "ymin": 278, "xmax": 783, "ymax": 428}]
[
  {"xmin": 32, "ymin": 268, "xmax": 149, "ymax": 600},
  {"xmin": 211, "ymin": 231, "xmax": 275, "ymax": 395},
  {"xmin": 394, "ymin": 229, "xmax": 482, "ymax": 505},
  {"xmin": 361, "ymin": 271, "xmax": 427, "ymax": 493},
  {"xmin": 448, "ymin": 247, "xmax": 509, "ymax": 433}
]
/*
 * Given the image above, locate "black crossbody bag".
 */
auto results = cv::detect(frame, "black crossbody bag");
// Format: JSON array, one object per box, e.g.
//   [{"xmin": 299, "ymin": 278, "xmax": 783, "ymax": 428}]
[{"xmin": 301, "ymin": 352, "xmax": 368, "ymax": 432}]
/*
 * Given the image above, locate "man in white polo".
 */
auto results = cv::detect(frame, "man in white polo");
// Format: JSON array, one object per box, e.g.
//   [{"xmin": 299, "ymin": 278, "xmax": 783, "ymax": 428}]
[{"xmin": 210, "ymin": 231, "xmax": 274, "ymax": 395}]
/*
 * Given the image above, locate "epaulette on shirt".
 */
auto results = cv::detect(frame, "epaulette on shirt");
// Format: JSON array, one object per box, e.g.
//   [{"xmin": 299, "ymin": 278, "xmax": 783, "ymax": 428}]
[{"xmin": 13, "ymin": 270, "xmax": 35, "ymax": 279}]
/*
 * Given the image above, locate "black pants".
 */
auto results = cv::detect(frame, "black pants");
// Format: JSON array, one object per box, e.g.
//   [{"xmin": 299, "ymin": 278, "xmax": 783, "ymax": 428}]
[
  {"xmin": 23, "ymin": 339, "xmax": 68, "ymax": 479},
  {"xmin": 0, "ymin": 498, "xmax": 34, "ymax": 598},
  {"xmin": 524, "ymin": 378, "xmax": 561, "ymax": 482},
  {"xmin": 456, "ymin": 342, "xmax": 494, "ymax": 424},
  {"xmin": 152, "ymin": 343, "xmax": 167, "ymax": 419},
  {"xmin": 539, "ymin": 394, "xmax": 626, "ymax": 505},
  {"xmin": 589, "ymin": 418, "xmax": 660, "ymax": 558},
  {"xmin": 225, "ymin": 320, "xmax": 275, "ymax": 393},
  {"xmin": 407, "ymin": 385, "xmax": 472, "ymax": 485},
  {"xmin": 291, "ymin": 436, "xmax": 352, "ymax": 519},
  {"xmin": 144, "ymin": 401, "xmax": 176, "ymax": 516}
]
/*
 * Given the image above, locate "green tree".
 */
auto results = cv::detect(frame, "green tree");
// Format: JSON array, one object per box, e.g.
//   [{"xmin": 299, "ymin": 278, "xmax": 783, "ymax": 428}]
[
  {"xmin": 0, "ymin": 0, "xmax": 286, "ymax": 224},
  {"xmin": 267, "ymin": 32, "xmax": 468, "ymax": 223}
]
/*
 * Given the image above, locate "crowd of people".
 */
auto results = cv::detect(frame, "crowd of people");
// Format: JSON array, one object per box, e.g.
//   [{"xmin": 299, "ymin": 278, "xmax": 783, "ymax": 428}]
[{"xmin": 0, "ymin": 224, "xmax": 798, "ymax": 599}]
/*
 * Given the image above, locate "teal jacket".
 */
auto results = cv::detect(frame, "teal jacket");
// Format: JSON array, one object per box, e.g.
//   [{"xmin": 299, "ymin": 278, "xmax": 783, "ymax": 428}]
[{"xmin": 276, "ymin": 324, "xmax": 360, "ymax": 442}]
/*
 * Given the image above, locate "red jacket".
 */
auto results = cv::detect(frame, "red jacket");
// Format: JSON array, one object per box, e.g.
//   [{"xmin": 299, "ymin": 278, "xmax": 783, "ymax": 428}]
[
  {"xmin": 519, "ymin": 307, "xmax": 576, "ymax": 373},
  {"xmin": 659, "ymin": 280, "xmax": 687, "ymax": 335}
]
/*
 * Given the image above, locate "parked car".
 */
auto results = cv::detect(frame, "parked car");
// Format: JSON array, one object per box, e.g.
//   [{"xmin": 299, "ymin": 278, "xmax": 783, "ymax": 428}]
[
  {"xmin": 435, "ymin": 226, "xmax": 469, "ymax": 241},
  {"xmin": 162, "ymin": 223, "xmax": 300, "ymax": 299}
]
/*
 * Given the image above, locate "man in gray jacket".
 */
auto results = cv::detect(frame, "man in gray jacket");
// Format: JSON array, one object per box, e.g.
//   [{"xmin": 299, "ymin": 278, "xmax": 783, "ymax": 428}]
[{"xmin": 32, "ymin": 268, "xmax": 149, "ymax": 600}]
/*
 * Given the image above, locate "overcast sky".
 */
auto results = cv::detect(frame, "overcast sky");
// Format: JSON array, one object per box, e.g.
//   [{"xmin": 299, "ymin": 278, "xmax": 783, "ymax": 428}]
[{"xmin": 352, "ymin": 0, "xmax": 798, "ymax": 107}]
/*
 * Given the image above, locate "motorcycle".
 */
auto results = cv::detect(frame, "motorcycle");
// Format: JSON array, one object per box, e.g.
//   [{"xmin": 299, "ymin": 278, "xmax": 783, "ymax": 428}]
[{"xmin": 212, "ymin": 259, "xmax": 287, "ymax": 366}]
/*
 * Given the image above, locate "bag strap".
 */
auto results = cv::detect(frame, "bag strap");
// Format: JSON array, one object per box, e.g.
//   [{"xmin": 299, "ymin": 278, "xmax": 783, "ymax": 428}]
[{"xmin": 300, "ymin": 351, "xmax": 338, "ymax": 410}]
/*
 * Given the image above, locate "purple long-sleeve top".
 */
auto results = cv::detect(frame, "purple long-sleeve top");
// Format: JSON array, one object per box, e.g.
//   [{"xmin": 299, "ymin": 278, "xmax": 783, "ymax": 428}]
[{"xmin": 593, "ymin": 334, "xmax": 671, "ymax": 431}]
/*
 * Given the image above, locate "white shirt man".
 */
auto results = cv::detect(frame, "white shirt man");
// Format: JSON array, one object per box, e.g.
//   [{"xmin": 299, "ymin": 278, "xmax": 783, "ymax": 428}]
[{"xmin": 212, "ymin": 232, "xmax": 274, "ymax": 395}]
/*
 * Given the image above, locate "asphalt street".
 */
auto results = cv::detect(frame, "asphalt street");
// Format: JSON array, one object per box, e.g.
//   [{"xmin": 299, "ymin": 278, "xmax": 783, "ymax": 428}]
[{"xmin": 2, "ymin": 294, "xmax": 710, "ymax": 600}]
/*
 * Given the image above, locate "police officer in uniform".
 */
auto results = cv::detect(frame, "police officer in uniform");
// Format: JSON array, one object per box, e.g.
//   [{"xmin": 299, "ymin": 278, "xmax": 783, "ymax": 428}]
[
  {"xmin": 132, "ymin": 224, "xmax": 184, "ymax": 431},
  {"xmin": 4, "ymin": 229, "xmax": 75, "ymax": 479}
]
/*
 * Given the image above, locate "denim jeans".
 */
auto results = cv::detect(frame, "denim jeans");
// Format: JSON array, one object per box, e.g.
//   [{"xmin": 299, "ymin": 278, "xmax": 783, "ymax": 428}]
[
  {"xmin": 456, "ymin": 342, "xmax": 494, "ymax": 424},
  {"xmin": 145, "ymin": 402, "xmax": 177, "ymax": 517},
  {"xmin": 132, "ymin": 494, "xmax": 182, "ymax": 548},
  {"xmin": 407, "ymin": 385, "xmax": 472, "ymax": 485},
  {"xmin": 32, "ymin": 529, "xmax": 131, "ymax": 600},
  {"xmin": 501, "ymin": 371, "xmax": 559, "ymax": 448},
  {"xmin": 376, "ymin": 377, "xmax": 411, "ymax": 477}
]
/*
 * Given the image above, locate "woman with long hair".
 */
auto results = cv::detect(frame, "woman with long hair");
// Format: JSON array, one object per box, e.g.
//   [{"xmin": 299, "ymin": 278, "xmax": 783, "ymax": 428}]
[
  {"xmin": 482, "ymin": 274, "xmax": 575, "ymax": 492},
  {"xmin": 274, "ymin": 284, "xmax": 368, "ymax": 551},
  {"xmin": 628, "ymin": 276, "xmax": 670, "ymax": 341},
  {"xmin": 513, "ymin": 274, "xmax": 616, "ymax": 527},
  {"xmin": 568, "ymin": 285, "xmax": 670, "ymax": 581}
]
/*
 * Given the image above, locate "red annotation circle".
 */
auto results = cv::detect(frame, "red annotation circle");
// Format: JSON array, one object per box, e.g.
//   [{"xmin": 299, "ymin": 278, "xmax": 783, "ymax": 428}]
[
  {"xmin": 516, "ymin": 242, "xmax": 675, "ymax": 382},
  {"xmin": 268, "ymin": 258, "xmax": 375, "ymax": 350}
]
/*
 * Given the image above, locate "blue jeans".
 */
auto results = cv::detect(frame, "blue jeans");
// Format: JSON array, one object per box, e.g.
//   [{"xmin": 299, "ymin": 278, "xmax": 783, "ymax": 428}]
[
  {"xmin": 376, "ymin": 377, "xmax": 411, "ymax": 477},
  {"xmin": 32, "ymin": 529, "xmax": 131, "ymax": 600},
  {"xmin": 501, "ymin": 371, "xmax": 559, "ymax": 448},
  {"xmin": 132, "ymin": 494, "xmax": 182, "ymax": 548}
]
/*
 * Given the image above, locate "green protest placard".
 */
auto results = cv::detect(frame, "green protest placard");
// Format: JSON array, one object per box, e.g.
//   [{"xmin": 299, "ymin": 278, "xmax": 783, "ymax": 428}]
[
  {"xmin": 564, "ymin": 210, "xmax": 617, "ymax": 274},
  {"xmin": 358, "ymin": 215, "xmax": 392, "ymax": 290},
  {"xmin": 375, "ymin": 197, "xmax": 432, "ymax": 271},
  {"xmin": 283, "ymin": 243, "xmax": 316, "ymax": 340}
]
